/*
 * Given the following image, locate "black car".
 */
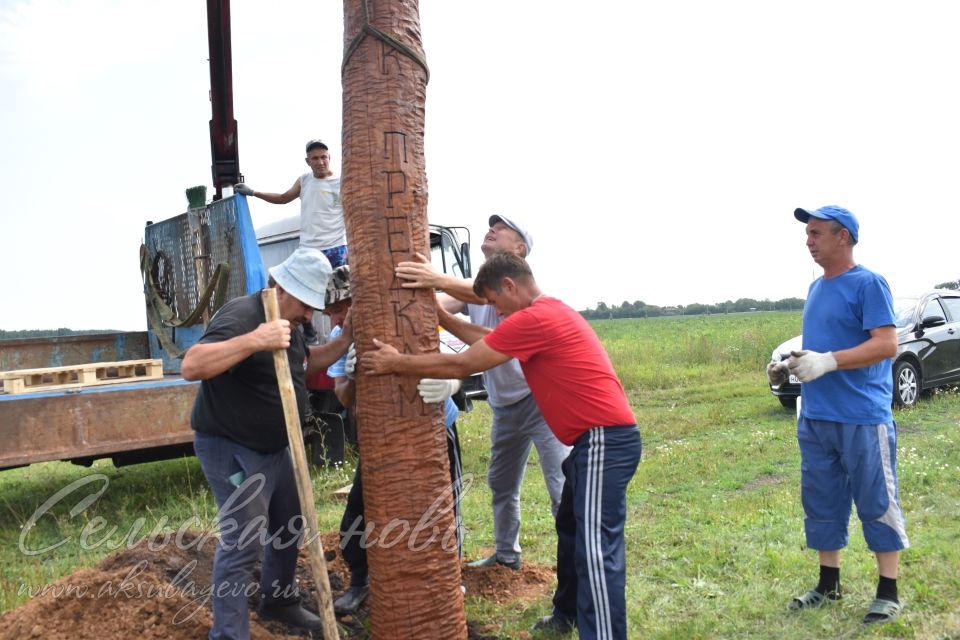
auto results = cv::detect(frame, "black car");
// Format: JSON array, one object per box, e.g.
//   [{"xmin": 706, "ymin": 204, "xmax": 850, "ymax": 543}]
[{"xmin": 769, "ymin": 290, "xmax": 960, "ymax": 408}]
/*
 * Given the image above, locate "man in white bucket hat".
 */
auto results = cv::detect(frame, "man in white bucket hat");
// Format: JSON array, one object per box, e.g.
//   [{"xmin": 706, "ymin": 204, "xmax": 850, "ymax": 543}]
[{"xmin": 182, "ymin": 246, "xmax": 352, "ymax": 639}]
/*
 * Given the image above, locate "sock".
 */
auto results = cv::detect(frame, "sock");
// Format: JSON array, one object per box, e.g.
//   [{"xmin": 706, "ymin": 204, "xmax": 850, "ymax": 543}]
[
  {"xmin": 876, "ymin": 576, "xmax": 898, "ymax": 603},
  {"xmin": 815, "ymin": 565, "xmax": 841, "ymax": 596}
]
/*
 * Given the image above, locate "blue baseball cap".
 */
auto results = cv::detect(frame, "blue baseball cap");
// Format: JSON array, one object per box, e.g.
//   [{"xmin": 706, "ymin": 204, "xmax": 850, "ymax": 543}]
[{"xmin": 794, "ymin": 205, "xmax": 859, "ymax": 244}]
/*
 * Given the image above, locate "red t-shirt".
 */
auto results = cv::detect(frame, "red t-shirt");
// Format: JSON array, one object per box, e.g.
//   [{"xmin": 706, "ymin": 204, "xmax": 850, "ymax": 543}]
[{"xmin": 483, "ymin": 297, "xmax": 636, "ymax": 445}]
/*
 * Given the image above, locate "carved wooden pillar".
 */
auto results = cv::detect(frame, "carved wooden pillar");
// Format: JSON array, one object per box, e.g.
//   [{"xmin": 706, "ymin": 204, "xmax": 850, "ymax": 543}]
[{"xmin": 341, "ymin": 1, "xmax": 467, "ymax": 638}]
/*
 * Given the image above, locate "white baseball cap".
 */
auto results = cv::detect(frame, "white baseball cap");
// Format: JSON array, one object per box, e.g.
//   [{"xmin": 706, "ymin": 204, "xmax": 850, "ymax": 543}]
[{"xmin": 489, "ymin": 214, "xmax": 533, "ymax": 256}]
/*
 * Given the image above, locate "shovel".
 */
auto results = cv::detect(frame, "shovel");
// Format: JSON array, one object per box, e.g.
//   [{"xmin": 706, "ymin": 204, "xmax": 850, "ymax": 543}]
[{"xmin": 262, "ymin": 288, "xmax": 339, "ymax": 638}]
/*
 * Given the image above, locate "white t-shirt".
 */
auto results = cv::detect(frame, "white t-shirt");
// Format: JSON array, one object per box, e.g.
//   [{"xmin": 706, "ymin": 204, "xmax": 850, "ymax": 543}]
[
  {"xmin": 299, "ymin": 173, "xmax": 346, "ymax": 250},
  {"xmin": 467, "ymin": 303, "xmax": 531, "ymax": 407}
]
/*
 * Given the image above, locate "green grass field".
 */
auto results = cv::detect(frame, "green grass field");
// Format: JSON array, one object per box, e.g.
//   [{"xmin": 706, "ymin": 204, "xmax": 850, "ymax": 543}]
[{"xmin": 2, "ymin": 311, "xmax": 959, "ymax": 638}]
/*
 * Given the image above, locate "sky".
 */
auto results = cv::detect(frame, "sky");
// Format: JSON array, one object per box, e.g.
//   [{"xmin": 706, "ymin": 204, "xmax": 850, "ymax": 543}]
[{"xmin": 1, "ymin": 0, "xmax": 958, "ymax": 331}]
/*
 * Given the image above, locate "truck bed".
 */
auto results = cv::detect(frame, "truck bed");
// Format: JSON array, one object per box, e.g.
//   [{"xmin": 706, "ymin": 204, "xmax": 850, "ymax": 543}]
[
  {"xmin": 0, "ymin": 333, "xmax": 199, "ymax": 471},
  {"xmin": 0, "ymin": 375, "xmax": 198, "ymax": 470}
]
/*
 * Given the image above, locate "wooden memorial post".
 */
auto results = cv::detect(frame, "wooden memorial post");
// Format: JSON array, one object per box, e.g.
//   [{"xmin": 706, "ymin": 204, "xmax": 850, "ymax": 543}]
[{"xmin": 341, "ymin": 1, "xmax": 467, "ymax": 638}]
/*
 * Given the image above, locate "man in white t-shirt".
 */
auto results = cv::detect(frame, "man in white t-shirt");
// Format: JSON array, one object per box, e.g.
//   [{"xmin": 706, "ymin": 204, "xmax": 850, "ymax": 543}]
[{"xmin": 235, "ymin": 139, "xmax": 348, "ymax": 267}]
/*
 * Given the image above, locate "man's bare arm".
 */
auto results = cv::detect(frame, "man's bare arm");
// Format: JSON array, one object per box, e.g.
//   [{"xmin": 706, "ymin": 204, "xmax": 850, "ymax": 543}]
[
  {"xmin": 835, "ymin": 325, "xmax": 898, "ymax": 369},
  {"xmin": 182, "ymin": 320, "xmax": 291, "ymax": 380},
  {"xmin": 789, "ymin": 325, "xmax": 897, "ymax": 382},
  {"xmin": 437, "ymin": 292, "xmax": 466, "ymax": 314},
  {"xmin": 361, "ymin": 337, "xmax": 510, "ymax": 379},
  {"xmin": 307, "ymin": 333, "xmax": 351, "ymax": 376},
  {"xmin": 437, "ymin": 304, "xmax": 491, "ymax": 346},
  {"xmin": 250, "ymin": 178, "xmax": 301, "ymax": 205},
  {"xmin": 395, "ymin": 252, "xmax": 486, "ymax": 304},
  {"xmin": 333, "ymin": 376, "xmax": 355, "ymax": 407},
  {"xmin": 306, "ymin": 311, "xmax": 353, "ymax": 376}
]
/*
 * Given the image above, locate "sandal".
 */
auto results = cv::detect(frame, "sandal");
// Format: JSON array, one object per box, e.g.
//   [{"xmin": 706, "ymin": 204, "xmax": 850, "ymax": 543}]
[
  {"xmin": 788, "ymin": 588, "xmax": 841, "ymax": 610},
  {"xmin": 863, "ymin": 598, "xmax": 901, "ymax": 624}
]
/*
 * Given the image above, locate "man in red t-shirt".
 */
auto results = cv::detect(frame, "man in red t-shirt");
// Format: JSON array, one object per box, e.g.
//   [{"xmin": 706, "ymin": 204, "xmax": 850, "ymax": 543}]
[{"xmin": 362, "ymin": 251, "xmax": 642, "ymax": 640}]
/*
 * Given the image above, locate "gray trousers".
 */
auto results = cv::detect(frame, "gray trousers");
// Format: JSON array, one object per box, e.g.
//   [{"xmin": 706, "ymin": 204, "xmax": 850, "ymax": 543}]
[{"xmin": 488, "ymin": 393, "xmax": 570, "ymax": 562}]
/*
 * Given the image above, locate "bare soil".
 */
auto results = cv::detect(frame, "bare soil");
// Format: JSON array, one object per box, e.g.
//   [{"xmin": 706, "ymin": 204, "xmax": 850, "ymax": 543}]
[{"xmin": 0, "ymin": 533, "xmax": 553, "ymax": 639}]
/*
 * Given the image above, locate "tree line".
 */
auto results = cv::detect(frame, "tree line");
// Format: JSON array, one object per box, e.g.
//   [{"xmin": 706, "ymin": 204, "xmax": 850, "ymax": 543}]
[
  {"xmin": 0, "ymin": 328, "xmax": 117, "ymax": 339},
  {"xmin": 581, "ymin": 276, "xmax": 960, "ymax": 320},
  {"xmin": 580, "ymin": 297, "xmax": 807, "ymax": 320},
  {"xmin": 3, "ymin": 278, "xmax": 956, "ymax": 334}
]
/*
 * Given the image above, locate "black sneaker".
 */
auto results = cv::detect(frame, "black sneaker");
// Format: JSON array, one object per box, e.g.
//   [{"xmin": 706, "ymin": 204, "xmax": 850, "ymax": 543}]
[
  {"xmin": 258, "ymin": 602, "xmax": 321, "ymax": 631},
  {"xmin": 334, "ymin": 585, "xmax": 369, "ymax": 615},
  {"xmin": 466, "ymin": 554, "xmax": 521, "ymax": 570},
  {"xmin": 531, "ymin": 614, "xmax": 575, "ymax": 634}
]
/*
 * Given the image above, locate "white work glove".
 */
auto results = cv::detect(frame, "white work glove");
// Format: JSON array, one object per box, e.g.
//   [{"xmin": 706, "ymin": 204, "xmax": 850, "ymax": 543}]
[
  {"xmin": 344, "ymin": 343, "xmax": 357, "ymax": 380},
  {"xmin": 766, "ymin": 360, "xmax": 790, "ymax": 387},
  {"xmin": 417, "ymin": 378, "xmax": 461, "ymax": 403},
  {"xmin": 787, "ymin": 350, "xmax": 837, "ymax": 382},
  {"xmin": 234, "ymin": 183, "xmax": 254, "ymax": 196}
]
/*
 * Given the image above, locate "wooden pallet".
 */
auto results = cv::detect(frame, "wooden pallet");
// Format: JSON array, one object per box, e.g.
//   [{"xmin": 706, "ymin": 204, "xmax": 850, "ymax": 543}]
[{"xmin": 0, "ymin": 359, "xmax": 163, "ymax": 395}]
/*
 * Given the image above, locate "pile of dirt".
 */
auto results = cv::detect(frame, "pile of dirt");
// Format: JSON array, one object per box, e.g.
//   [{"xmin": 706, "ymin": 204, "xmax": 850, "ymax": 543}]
[
  {"xmin": 462, "ymin": 560, "xmax": 554, "ymax": 606},
  {"xmin": 0, "ymin": 532, "xmax": 552, "ymax": 639}
]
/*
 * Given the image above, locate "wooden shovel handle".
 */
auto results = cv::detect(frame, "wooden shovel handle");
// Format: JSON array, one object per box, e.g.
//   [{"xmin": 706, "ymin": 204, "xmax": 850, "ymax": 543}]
[{"xmin": 262, "ymin": 288, "xmax": 340, "ymax": 638}]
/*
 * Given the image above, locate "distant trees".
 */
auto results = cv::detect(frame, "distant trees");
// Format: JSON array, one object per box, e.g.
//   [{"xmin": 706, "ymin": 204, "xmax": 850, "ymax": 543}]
[
  {"xmin": 0, "ymin": 328, "xmax": 116, "ymax": 339},
  {"xmin": 580, "ymin": 297, "xmax": 805, "ymax": 320},
  {"xmin": 934, "ymin": 279, "xmax": 959, "ymax": 291}
]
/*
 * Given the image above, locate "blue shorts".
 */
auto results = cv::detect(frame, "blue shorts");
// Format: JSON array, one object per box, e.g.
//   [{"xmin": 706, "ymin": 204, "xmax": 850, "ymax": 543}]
[
  {"xmin": 321, "ymin": 244, "xmax": 348, "ymax": 268},
  {"xmin": 797, "ymin": 417, "xmax": 909, "ymax": 552}
]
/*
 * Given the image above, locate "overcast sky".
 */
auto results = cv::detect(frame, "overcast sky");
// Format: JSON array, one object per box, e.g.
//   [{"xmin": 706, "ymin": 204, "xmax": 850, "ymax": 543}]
[{"xmin": 1, "ymin": 1, "xmax": 958, "ymax": 331}]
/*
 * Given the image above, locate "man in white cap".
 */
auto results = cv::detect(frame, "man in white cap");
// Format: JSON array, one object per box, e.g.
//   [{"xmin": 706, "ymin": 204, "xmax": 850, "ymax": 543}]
[
  {"xmin": 182, "ymin": 246, "xmax": 352, "ymax": 639},
  {"xmin": 394, "ymin": 215, "xmax": 570, "ymax": 572}
]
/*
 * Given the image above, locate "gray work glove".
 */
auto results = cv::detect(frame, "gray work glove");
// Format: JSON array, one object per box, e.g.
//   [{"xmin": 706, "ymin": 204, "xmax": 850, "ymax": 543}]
[
  {"xmin": 766, "ymin": 360, "xmax": 790, "ymax": 387},
  {"xmin": 417, "ymin": 378, "xmax": 461, "ymax": 403},
  {"xmin": 787, "ymin": 350, "xmax": 837, "ymax": 382},
  {"xmin": 234, "ymin": 183, "xmax": 254, "ymax": 196},
  {"xmin": 344, "ymin": 343, "xmax": 357, "ymax": 380}
]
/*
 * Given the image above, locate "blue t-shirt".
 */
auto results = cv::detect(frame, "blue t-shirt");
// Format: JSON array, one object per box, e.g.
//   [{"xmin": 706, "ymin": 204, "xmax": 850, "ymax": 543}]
[
  {"xmin": 327, "ymin": 326, "xmax": 458, "ymax": 428},
  {"xmin": 800, "ymin": 265, "xmax": 895, "ymax": 424}
]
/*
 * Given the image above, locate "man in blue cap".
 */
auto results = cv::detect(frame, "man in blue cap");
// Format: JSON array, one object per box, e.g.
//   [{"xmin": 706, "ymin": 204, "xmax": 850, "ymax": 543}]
[{"xmin": 767, "ymin": 205, "xmax": 908, "ymax": 624}]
